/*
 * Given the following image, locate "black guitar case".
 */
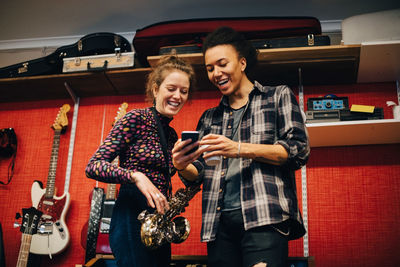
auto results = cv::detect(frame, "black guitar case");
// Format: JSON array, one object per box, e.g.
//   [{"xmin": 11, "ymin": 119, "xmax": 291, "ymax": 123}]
[
  {"xmin": 159, "ymin": 34, "xmax": 331, "ymax": 55},
  {"xmin": 0, "ymin": 32, "xmax": 132, "ymax": 78},
  {"xmin": 133, "ymin": 16, "xmax": 325, "ymax": 66}
]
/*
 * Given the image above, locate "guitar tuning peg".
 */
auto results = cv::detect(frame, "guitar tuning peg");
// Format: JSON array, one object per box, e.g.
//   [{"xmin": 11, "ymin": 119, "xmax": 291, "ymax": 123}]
[{"xmin": 14, "ymin": 212, "xmax": 22, "ymax": 228}]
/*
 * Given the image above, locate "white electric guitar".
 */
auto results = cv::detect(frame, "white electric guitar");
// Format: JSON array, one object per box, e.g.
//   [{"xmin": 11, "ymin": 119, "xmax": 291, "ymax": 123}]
[{"xmin": 30, "ymin": 104, "xmax": 71, "ymax": 256}]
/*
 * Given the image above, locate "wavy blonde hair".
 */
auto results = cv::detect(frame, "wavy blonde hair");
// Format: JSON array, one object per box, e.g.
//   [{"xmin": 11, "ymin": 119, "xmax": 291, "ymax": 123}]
[{"xmin": 145, "ymin": 54, "xmax": 196, "ymax": 104}]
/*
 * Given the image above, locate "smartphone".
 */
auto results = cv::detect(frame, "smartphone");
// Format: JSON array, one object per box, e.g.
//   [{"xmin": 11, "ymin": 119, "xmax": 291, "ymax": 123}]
[{"xmin": 181, "ymin": 131, "xmax": 199, "ymax": 155}]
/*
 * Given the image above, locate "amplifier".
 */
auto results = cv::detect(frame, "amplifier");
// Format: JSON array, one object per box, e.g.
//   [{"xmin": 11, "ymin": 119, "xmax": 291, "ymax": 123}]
[
  {"xmin": 306, "ymin": 110, "xmax": 341, "ymax": 123},
  {"xmin": 306, "ymin": 107, "xmax": 384, "ymax": 123},
  {"xmin": 340, "ymin": 107, "xmax": 384, "ymax": 121},
  {"xmin": 307, "ymin": 96, "xmax": 349, "ymax": 111}
]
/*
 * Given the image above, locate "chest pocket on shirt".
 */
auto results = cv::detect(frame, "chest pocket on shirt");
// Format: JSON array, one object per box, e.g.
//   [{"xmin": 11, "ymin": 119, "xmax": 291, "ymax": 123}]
[
  {"xmin": 251, "ymin": 109, "xmax": 276, "ymax": 144},
  {"xmin": 207, "ymin": 116, "xmax": 223, "ymax": 136}
]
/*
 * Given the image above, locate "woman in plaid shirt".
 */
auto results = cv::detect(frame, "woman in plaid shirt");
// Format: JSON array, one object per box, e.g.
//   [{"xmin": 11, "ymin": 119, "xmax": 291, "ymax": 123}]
[{"xmin": 173, "ymin": 27, "xmax": 310, "ymax": 267}]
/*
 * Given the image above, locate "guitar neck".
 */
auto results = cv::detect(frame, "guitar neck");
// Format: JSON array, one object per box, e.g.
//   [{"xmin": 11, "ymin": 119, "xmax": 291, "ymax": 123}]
[
  {"xmin": 105, "ymin": 184, "xmax": 117, "ymax": 200},
  {"xmin": 105, "ymin": 156, "xmax": 119, "ymax": 200},
  {"xmin": 45, "ymin": 129, "xmax": 61, "ymax": 198},
  {"xmin": 16, "ymin": 234, "xmax": 32, "ymax": 267}
]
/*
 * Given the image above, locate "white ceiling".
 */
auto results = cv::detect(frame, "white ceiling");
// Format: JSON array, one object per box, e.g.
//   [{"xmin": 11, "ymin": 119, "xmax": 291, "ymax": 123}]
[{"xmin": 1, "ymin": 0, "xmax": 399, "ymax": 42}]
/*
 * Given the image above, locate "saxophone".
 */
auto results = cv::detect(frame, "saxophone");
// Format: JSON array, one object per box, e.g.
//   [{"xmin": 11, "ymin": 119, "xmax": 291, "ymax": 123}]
[{"xmin": 137, "ymin": 185, "xmax": 201, "ymax": 249}]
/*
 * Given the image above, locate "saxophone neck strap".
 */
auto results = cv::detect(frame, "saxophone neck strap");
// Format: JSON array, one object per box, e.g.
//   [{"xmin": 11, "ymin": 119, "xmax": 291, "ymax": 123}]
[{"xmin": 151, "ymin": 107, "xmax": 172, "ymax": 197}]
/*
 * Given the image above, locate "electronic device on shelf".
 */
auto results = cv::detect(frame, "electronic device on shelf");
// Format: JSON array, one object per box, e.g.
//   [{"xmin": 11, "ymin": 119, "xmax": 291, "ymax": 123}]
[
  {"xmin": 306, "ymin": 107, "xmax": 384, "ymax": 123},
  {"xmin": 307, "ymin": 96, "xmax": 349, "ymax": 111}
]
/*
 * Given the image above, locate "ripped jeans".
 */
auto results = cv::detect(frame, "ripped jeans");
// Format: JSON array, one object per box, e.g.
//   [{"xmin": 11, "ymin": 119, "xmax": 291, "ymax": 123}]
[{"xmin": 207, "ymin": 209, "xmax": 288, "ymax": 267}]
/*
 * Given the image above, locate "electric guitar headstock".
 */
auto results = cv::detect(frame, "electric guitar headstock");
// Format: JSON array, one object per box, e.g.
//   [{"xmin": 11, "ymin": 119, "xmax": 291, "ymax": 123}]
[
  {"xmin": 52, "ymin": 104, "xmax": 71, "ymax": 133},
  {"xmin": 112, "ymin": 102, "xmax": 128, "ymax": 126},
  {"xmin": 19, "ymin": 207, "xmax": 43, "ymax": 235}
]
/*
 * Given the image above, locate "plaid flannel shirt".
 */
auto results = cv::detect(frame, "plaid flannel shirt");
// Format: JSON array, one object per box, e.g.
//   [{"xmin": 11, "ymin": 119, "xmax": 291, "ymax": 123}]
[{"xmin": 189, "ymin": 81, "xmax": 310, "ymax": 242}]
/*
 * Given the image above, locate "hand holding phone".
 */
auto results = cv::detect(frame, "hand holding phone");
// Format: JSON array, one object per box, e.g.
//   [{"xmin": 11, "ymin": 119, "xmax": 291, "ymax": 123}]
[{"xmin": 181, "ymin": 131, "xmax": 199, "ymax": 155}]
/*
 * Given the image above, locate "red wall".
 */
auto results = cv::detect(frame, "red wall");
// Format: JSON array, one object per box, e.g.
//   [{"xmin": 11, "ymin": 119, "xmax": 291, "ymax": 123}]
[{"xmin": 0, "ymin": 82, "xmax": 399, "ymax": 266}]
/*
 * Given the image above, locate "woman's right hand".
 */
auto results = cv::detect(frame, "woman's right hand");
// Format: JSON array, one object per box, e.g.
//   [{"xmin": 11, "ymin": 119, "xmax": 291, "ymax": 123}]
[{"xmin": 131, "ymin": 171, "xmax": 169, "ymax": 214}]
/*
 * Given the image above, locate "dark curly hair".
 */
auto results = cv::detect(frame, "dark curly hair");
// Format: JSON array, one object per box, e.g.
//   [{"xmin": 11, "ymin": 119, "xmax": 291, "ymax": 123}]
[{"xmin": 202, "ymin": 26, "xmax": 258, "ymax": 76}]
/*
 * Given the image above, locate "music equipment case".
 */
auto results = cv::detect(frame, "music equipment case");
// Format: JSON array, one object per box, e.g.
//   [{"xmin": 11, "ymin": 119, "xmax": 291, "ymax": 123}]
[
  {"xmin": 0, "ymin": 32, "xmax": 132, "ymax": 78},
  {"xmin": 132, "ymin": 16, "xmax": 329, "ymax": 66},
  {"xmin": 62, "ymin": 50, "xmax": 135, "ymax": 73},
  {"xmin": 160, "ymin": 34, "xmax": 330, "ymax": 55}
]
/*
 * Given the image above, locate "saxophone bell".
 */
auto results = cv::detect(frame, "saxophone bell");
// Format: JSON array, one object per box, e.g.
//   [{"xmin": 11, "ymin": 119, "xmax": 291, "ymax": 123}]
[
  {"xmin": 168, "ymin": 216, "xmax": 190, "ymax": 244},
  {"xmin": 137, "ymin": 185, "xmax": 201, "ymax": 250}
]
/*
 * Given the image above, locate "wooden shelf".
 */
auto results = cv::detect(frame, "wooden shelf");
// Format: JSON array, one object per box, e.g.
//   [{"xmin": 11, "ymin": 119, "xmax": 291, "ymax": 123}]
[
  {"xmin": 0, "ymin": 45, "xmax": 360, "ymax": 103},
  {"xmin": 0, "ymin": 68, "xmax": 152, "ymax": 102},
  {"xmin": 148, "ymin": 44, "xmax": 361, "ymax": 86},
  {"xmin": 306, "ymin": 119, "xmax": 400, "ymax": 147}
]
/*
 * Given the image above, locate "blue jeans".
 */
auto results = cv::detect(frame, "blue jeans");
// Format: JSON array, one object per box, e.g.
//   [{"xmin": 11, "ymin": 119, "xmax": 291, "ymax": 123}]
[{"xmin": 109, "ymin": 185, "xmax": 171, "ymax": 267}]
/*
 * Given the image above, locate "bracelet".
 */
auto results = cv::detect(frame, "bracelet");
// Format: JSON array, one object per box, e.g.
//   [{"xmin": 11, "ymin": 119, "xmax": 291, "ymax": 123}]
[{"xmin": 237, "ymin": 141, "xmax": 241, "ymax": 158}]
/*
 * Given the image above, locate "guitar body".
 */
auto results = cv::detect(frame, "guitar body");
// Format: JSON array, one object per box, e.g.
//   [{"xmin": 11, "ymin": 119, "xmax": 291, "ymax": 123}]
[
  {"xmin": 30, "ymin": 180, "xmax": 71, "ymax": 255},
  {"xmin": 96, "ymin": 232, "xmax": 112, "ymax": 254},
  {"xmin": 95, "ymin": 199, "xmax": 115, "ymax": 254}
]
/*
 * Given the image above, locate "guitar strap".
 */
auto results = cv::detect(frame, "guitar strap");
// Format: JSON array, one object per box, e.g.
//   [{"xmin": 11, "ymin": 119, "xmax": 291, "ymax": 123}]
[
  {"xmin": 0, "ymin": 128, "xmax": 17, "ymax": 186},
  {"xmin": 151, "ymin": 107, "xmax": 172, "ymax": 198},
  {"xmin": 85, "ymin": 187, "xmax": 105, "ymax": 263}
]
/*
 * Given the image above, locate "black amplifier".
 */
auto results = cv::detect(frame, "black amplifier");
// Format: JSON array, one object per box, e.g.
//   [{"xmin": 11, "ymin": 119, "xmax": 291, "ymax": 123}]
[
  {"xmin": 340, "ymin": 107, "xmax": 384, "ymax": 121},
  {"xmin": 306, "ymin": 110, "xmax": 341, "ymax": 123},
  {"xmin": 306, "ymin": 107, "xmax": 384, "ymax": 123},
  {"xmin": 307, "ymin": 96, "xmax": 349, "ymax": 111}
]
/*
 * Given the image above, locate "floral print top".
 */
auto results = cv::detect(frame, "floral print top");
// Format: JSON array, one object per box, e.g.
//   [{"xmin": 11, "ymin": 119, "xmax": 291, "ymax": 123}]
[{"xmin": 85, "ymin": 107, "xmax": 177, "ymax": 196}]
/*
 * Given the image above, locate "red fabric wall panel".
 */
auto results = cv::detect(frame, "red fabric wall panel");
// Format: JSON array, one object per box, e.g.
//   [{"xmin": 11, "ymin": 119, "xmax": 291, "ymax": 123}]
[
  {"xmin": 307, "ymin": 145, "xmax": 400, "ymax": 266},
  {"xmin": 0, "ymin": 82, "xmax": 399, "ymax": 266}
]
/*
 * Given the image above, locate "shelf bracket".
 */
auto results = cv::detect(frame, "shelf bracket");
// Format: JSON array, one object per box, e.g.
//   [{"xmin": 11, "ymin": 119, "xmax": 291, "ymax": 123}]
[
  {"xmin": 63, "ymin": 81, "xmax": 80, "ymax": 194},
  {"xmin": 64, "ymin": 82, "xmax": 78, "ymax": 104},
  {"xmin": 298, "ymin": 68, "xmax": 305, "ymax": 111},
  {"xmin": 298, "ymin": 67, "xmax": 309, "ymax": 257}
]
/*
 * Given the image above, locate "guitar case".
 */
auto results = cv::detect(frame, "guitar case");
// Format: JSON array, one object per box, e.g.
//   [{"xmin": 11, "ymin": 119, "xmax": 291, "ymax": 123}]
[
  {"xmin": 132, "ymin": 16, "xmax": 323, "ymax": 66},
  {"xmin": 160, "ymin": 34, "xmax": 331, "ymax": 55},
  {"xmin": 0, "ymin": 32, "xmax": 132, "ymax": 78}
]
